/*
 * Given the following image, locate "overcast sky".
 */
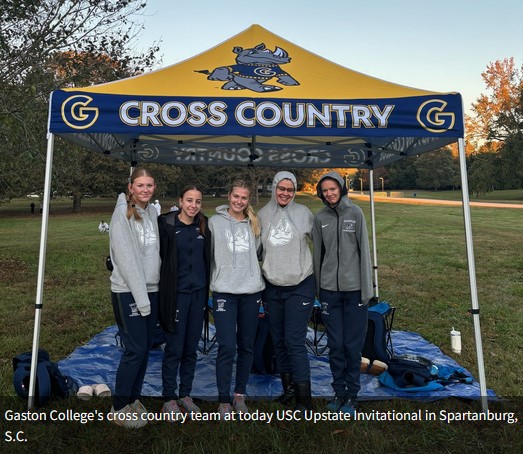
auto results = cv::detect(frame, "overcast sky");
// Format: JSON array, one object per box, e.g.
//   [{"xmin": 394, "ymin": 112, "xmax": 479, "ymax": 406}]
[{"xmin": 135, "ymin": 0, "xmax": 522, "ymax": 114}]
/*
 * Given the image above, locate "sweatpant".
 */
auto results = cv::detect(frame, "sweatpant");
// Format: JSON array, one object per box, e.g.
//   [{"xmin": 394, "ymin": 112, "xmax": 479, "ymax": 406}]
[
  {"xmin": 111, "ymin": 291, "xmax": 159, "ymax": 411},
  {"xmin": 319, "ymin": 289, "xmax": 368, "ymax": 399},
  {"xmin": 264, "ymin": 274, "xmax": 315, "ymax": 383},
  {"xmin": 162, "ymin": 288, "xmax": 207, "ymax": 400},
  {"xmin": 212, "ymin": 292, "xmax": 262, "ymax": 403}
]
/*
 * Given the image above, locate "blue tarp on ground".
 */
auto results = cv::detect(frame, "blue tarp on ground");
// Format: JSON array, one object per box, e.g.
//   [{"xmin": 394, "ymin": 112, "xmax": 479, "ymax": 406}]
[{"xmin": 58, "ymin": 324, "xmax": 497, "ymax": 401}]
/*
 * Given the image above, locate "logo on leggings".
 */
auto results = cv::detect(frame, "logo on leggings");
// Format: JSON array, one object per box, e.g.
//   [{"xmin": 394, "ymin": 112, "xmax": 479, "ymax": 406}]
[
  {"xmin": 215, "ymin": 299, "xmax": 226, "ymax": 312},
  {"xmin": 321, "ymin": 301, "xmax": 329, "ymax": 316},
  {"xmin": 129, "ymin": 301, "xmax": 140, "ymax": 317}
]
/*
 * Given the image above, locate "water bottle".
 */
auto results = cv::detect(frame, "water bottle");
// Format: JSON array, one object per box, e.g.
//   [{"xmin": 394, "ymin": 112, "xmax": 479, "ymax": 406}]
[{"xmin": 450, "ymin": 327, "xmax": 462, "ymax": 354}]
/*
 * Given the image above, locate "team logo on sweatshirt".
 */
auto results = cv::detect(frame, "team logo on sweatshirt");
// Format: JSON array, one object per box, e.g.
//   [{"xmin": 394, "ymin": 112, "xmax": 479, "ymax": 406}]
[
  {"xmin": 225, "ymin": 227, "xmax": 250, "ymax": 253},
  {"xmin": 135, "ymin": 219, "xmax": 158, "ymax": 245},
  {"xmin": 268, "ymin": 219, "xmax": 293, "ymax": 246},
  {"xmin": 342, "ymin": 219, "xmax": 356, "ymax": 233}
]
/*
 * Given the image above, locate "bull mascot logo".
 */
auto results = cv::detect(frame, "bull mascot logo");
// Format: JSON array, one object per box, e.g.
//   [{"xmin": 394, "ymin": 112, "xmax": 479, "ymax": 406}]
[{"xmin": 196, "ymin": 43, "xmax": 299, "ymax": 92}]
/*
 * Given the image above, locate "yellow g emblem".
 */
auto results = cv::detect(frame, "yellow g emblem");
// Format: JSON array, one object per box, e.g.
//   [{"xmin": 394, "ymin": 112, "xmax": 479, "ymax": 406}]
[
  {"xmin": 61, "ymin": 95, "xmax": 99, "ymax": 129},
  {"xmin": 417, "ymin": 99, "xmax": 455, "ymax": 133}
]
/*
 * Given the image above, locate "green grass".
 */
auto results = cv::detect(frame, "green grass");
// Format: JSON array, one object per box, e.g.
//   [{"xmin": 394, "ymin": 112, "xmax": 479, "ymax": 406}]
[{"xmin": 1, "ymin": 195, "xmax": 522, "ymax": 452}]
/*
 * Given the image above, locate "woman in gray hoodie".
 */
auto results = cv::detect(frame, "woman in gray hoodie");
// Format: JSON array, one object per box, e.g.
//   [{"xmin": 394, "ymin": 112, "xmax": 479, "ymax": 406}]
[
  {"xmin": 312, "ymin": 171, "xmax": 373, "ymax": 416},
  {"xmin": 258, "ymin": 171, "xmax": 315, "ymax": 413},
  {"xmin": 108, "ymin": 167, "xmax": 161, "ymax": 428},
  {"xmin": 208, "ymin": 179, "xmax": 265, "ymax": 418}
]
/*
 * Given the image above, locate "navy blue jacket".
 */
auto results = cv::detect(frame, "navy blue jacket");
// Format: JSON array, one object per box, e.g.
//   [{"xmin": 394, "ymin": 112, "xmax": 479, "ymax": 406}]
[{"xmin": 158, "ymin": 211, "xmax": 211, "ymax": 333}]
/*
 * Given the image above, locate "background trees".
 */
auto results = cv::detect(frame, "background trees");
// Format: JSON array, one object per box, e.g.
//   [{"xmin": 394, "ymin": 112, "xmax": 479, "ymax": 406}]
[
  {"xmin": 465, "ymin": 57, "xmax": 523, "ymax": 194},
  {"xmin": 0, "ymin": 0, "xmax": 160, "ymax": 206},
  {"xmin": 1, "ymin": 4, "xmax": 521, "ymax": 202}
]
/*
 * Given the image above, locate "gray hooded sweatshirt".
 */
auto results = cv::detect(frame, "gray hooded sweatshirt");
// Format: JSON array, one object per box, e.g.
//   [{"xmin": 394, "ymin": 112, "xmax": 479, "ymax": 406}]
[
  {"xmin": 109, "ymin": 193, "xmax": 161, "ymax": 316},
  {"xmin": 208, "ymin": 205, "xmax": 265, "ymax": 294},
  {"xmin": 258, "ymin": 171, "xmax": 314, "ymax": 286},
  {"xmin": 312, "ymin": 171, "xmax": 373, "ymax": 305}
]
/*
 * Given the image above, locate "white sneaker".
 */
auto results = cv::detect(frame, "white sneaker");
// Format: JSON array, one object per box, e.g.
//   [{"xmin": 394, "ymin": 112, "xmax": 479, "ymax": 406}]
[
  {"xmin": 129, "ymin": 399, "xmax": 148, "ymax": 415},
  {"xmin": 109, "ymin": 405, "xmax": 147, "ymax": 429},
  {"xmin": 162, "ymin": 399, "xmax": 183, "ymax": 423},
  {"xmin": 233, "ymin": 394, "xmax": 249, "ymax": 414},
  {"xmin": 178, "ymin": 396, "xmax": 202, "ymax": 416},
  {"xmin": 217, "ymin": 402, "xmax": 233, "ymax": 420}
]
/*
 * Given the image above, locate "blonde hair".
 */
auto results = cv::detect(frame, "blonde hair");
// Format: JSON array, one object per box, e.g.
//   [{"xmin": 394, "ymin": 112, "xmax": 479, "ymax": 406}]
[
  {"xmin": 229, "ymin": 179, "xmax": 260, "ymax": 238},
  {"xmin": 126, "ymin": 167, "xmax": 155, "ymax": 221}
]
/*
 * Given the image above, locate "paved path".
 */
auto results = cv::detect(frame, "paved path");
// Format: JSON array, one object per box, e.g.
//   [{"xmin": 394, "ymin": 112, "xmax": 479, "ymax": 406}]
[{"xmin": 349, "ymin": 194, "xmax": 523, "ymax": 209}]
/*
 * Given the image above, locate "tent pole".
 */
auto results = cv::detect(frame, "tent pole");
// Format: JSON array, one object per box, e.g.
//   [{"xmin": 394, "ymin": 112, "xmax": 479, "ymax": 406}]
[
  {"xmin": 28, "ymin": 133, "xmax": 55, "ymax": 410},
  {"xmin": 368, "ymin": 169, "xmax": 379, "ymax": 298},
  {"xmin": 457, "ymin": 137, "xmax": 488, "ymax": 412}
]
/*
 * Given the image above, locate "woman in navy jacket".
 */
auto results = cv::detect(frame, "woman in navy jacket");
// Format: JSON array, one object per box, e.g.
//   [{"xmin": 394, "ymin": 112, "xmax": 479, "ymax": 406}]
[{"xmin": 158, "ymin": 185, "xmax": 211, "ymax": 420}]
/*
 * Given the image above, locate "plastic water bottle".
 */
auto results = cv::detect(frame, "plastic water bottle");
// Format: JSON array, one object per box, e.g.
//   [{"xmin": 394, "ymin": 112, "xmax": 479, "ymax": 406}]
[{"xmin": 450, "ymin": 327, "xmax": 462, "ymax": 354}]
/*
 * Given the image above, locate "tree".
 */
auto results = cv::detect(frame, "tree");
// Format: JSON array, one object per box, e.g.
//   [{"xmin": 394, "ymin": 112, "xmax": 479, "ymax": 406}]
[
  {"xmin": 414, "ymin": 148, "xmax": 459, "ymax": 191},
  {"xmin": 466, "ymin": 58, "xmax": 523, "ymax": 193},
  {"xmin": 468, "ymin": 152, "xmax": 498, "ymax": 196},
  {"xmin": 0, "ymin": 1, "xmax": 160, "ymax": 202},
  {"xmin": 469, "ymin": 58, "xmax": 523, "ymax": 144}
]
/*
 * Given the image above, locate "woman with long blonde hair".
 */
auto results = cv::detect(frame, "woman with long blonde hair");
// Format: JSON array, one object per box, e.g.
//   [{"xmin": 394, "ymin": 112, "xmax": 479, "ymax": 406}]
[
  {"xmin": 108, "ymin": 167, "xmax": 161, "ymax": 428},
  {"xmin": 208, "ymin": 179, "xmax": 265, "ymax": 418}
]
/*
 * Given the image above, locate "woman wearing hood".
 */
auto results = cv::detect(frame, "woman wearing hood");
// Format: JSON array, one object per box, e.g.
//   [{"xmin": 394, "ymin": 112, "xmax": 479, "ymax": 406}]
[
  {"xmin": 312, "ymin": 171, "xmax": 373, "ymax": 416},
  {"xmin": 258, "ymin": 171, "xmax": 315, "ymax": 413},
  {"xmin": 208, "ymin": 179, "xmax": 265, "ymax": 418}
]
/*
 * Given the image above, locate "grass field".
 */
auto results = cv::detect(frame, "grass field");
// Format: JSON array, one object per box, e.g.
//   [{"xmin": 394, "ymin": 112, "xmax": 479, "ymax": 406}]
[{"xmin": 0, "ymin": 193, "xmax": 521, "ymax": 452}]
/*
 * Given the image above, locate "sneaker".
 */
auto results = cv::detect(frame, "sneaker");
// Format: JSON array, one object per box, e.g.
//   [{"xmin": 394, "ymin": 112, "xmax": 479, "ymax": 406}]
[
  {"xmin": 129, "ymin": 399, "xmax": 148, "ymax": 415},
  {"xmin": 178, "ymin": 396, "xmax": 202, "ymax": 416},
  {"xmin": 110, "ymin": 405, "xmax": 147, "ymax": 429},
  {"xmin": 217, "ymin": 403, "xmax": 233, "ymax": 420},
  {"xmin": 340, "ymin": 398, "xmax": 358, "ymax": 417},
  {"xmin": 326, "ymin": 396, "xmax": 345, "ymax": 412},
  {"xmin": 233, "ymin": 393, "xmax": 249, "ymax": 414},
  {"xmin": 162, "ymin": 399, "xmax": 183, "ymax": 423}
]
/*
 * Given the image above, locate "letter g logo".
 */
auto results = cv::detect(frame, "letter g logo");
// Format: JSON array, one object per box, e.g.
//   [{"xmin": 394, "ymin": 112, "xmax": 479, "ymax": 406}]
[
  {"xmin": 417, "ymin": 99, "xmax": 455, "ymax": 133},
  {"xmin": 61, "ymin": 95, "xmax": 99, "ymax": 129}
]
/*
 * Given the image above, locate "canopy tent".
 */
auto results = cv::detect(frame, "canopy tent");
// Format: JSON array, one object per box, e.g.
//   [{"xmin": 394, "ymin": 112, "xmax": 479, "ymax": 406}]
[{"xmin": 32, "ymin": 25, "xmax": 486, "ymax": 409}]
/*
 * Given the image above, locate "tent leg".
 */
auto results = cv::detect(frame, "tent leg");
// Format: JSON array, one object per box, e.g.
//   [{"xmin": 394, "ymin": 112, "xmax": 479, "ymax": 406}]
[
  {"xmin": 368, "ymin": 169, "xmax": 379, "ymax": 298},
  {"xmin": 28, "ymin": 133, "xmax": 54, "ymax": 410},
  {"xmin": 458, "ymin": 138, "xmax": 488, "ymax": 412}
]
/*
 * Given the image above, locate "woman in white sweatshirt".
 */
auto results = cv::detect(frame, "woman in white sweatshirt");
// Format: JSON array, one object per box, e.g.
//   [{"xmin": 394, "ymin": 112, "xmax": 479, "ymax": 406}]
[
  {"xmin": 108, "ymin": 167, "xmax": 160, "ymax": 428},
  {"xmin": 208, "ymin": 179, "xmax": 265, "ymax": 419}
]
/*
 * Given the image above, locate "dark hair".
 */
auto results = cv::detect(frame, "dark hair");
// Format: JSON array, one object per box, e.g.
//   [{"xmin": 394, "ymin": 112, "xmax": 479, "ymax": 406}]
[
  {"xmin": 180, "ymin": 184, "xmax": 207, "ymax": 235},
  {"xmin": 126, "ymin": 167, "xmax": 155, "ymax": 220}
]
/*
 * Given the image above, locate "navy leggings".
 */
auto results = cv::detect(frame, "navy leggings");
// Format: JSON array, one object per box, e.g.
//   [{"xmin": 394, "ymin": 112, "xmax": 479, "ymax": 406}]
[
  {"xmin": 264, "ymin": 275, "xmax": 315, "ymax": 383},
  {"xmin": 162, "ymin": 288, "xmax": 207, "ymax": 400},
  {"xmin": 319, "ymin": 289, "xmax": 368, "ymax": 399},
  {"xmin": 111, "ymin": 291, "xmax": 159, "ymax": 410},
  {"xmin": 212, "ymin": 292, "xmax": 262, "ymax": 403}
]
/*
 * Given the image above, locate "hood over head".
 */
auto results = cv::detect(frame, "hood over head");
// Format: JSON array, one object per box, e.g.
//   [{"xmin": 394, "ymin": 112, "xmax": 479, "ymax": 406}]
[
  {"xmin": 316, "ymin": 171, "xmax": 348, "ymax": 206},
  {"xmin": 271, "ymin": 171, "xmax": 297, "ymax": 204}
]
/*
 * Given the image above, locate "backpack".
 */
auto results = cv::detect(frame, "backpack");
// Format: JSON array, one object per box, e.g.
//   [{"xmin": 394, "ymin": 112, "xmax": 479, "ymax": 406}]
[
  {"xmin": 13, "ymin": 350, "xmax": 78, "ymax": 407},
  {"xmin": 378, "ymin": 354, "xmax": 473, "ymax": 392}
]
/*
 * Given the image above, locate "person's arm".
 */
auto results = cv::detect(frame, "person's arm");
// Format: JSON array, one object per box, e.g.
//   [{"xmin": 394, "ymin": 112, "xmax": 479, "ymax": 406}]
[{"xmin": 110, "ymin": 209, "xmax": 152, "ymax": 315}]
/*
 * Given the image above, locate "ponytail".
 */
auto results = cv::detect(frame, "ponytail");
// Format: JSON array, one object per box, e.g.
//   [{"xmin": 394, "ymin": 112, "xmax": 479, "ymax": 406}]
[{"xmin": 245, "ymin": 204, "xmax": 260, "ymax": 238}]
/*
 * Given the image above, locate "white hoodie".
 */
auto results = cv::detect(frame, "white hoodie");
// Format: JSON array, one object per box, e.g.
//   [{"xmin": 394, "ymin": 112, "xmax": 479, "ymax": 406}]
[
  {"xmin": 208, "ymin": 205, "xmax": 265, "ymax": 294},
  {"xmin": 258, "ymin": 171, "xmax": 314, "ymax": 286},
  {"xmin": 109, "ymin": 193, "xmax": 160, "ymax": 315}
]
